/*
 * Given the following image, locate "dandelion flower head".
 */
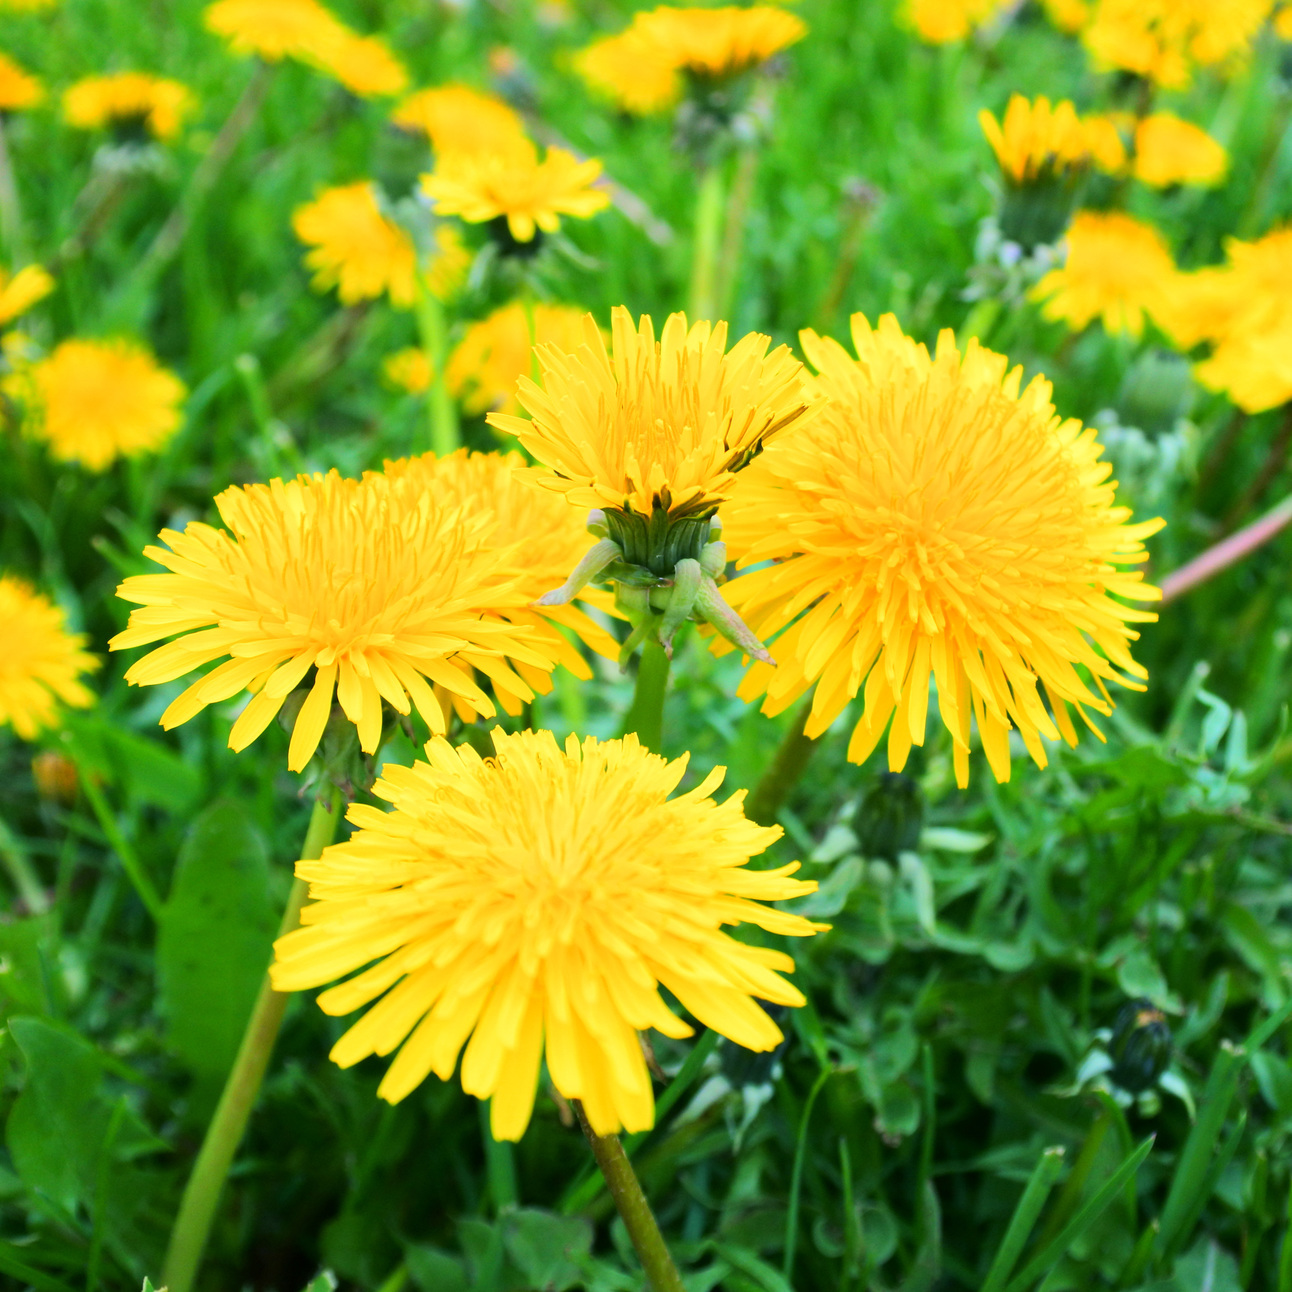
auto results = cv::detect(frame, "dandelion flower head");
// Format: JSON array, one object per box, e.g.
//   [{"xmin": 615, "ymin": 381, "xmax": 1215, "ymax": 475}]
[
  {"xmin": 110, "ymin": 468, "xmax": 568, "ymax": 770},
  {"xmin": 310, "ymin": 31, "xmax": 408, "ymax": 97},
  {"xmin": 205, "ymin": 0, "xmax": 346, "ymax": 61},
  {"xmin": 0, "ymin": 576, "xmax": 97, "ymax": 740},
  {"xmin": 0, "ymin": 264, "xmax": 53, "ymax": 327},
  {"xmin": 384, "ymin": 347, "xmax": 433, "ymax": 394},
  {"xmin": 447, "ymin": 300, "xmax": 592, "ymax": 417},
  {"xmin": 488, "ymin": 305, "xmax": 818, "ymax": 521},
  {"xmin": 629, "ymin": 5, "xmax": 807, "ymax": 81},
  {"xmin": 0, "ymin": 0, "xmax": 57, "ymax": 10},
  {"xmin": 907, "ymin": 0, "xmax": 1011, "ymax": 43},
  {"xmin": 391, "ymin": 84, "xmax": 530, "ymax": 161},
  {"xmin": 63, "ymin": 72, "xmax": 194, "ymax": 141},
  {"xmin": 1278, "ymin": 4, "xmax": 1292, "ymax": 41},
  {"xmin": 15, "ymin": 338, "xmax": 186, "ymax": 470},
  {"xmin": 979, "ymin": 95, "xmax": 1122, "ymax": 184},
  {"xmin": 717, "ymin": 313, "xmax": 1162, "ymax": 787},
  {"xmin": 1031, "ymin": 211, "xmax": 1177, "ymax": 337},
  {"xmin": 574, "ymin": 28, "xmax": 682, "ymax": 115},
  {"xmin": 0, "ymin": 53, "xmax": 44, "ymax": 112},
  {"xmin": 1132, "ymin": 112, "xmax": 1228, "ymax": 188},
  {"xmin": 421, "ymin": 142, "xmax": 610, "ymax": 244},
  {"xmin": 1041, "ymin": 0, "xmax": 1091, "ymax": 33},
  {"xmin": 271, "ymin": 727, "xmax": 822, "ymax": 1138}
]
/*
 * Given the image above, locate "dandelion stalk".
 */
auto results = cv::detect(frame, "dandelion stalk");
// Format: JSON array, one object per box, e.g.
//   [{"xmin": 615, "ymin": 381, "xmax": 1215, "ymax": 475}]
[
  {"xmin": 745, "ymin": 701, "xmax": 816, "ymax": 826},
  {"xmin": 573, "ymin": 1101, "xmax": 686, "ymax": 1292},
  {"xmin": 622, "ymin": 638, "xmax": 671, "ymax": 754},
  {"xmin": 0, "ymin": 114, "xmax": 27, "ymax": 263},
  {"xmin": 162, "ymin": 787, "xmax": 343, "ymax": 1292},
  {"xmin": 688, "ymin": 160, "xmax": 726, "ymax": 322},
  {"xmin": 414, "ymin": 271, "xmax": 458, "ymax": 456}
]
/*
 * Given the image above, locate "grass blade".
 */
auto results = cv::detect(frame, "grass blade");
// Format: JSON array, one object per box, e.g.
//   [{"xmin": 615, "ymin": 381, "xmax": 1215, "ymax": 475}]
[
  {"xmin": 783, "ymin": 1067, "xmax": 833, "ymax": 1281},
  {"xmin": 981, "ymin": 1147, "xmax": 1066, "ymax": 1292}
]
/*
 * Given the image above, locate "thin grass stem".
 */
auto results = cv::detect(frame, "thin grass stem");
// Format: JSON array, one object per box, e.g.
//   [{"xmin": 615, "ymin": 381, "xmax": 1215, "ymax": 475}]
[{"xmin": 783, "ymin": 1067, "xmax": 832, "ymax": 1281}]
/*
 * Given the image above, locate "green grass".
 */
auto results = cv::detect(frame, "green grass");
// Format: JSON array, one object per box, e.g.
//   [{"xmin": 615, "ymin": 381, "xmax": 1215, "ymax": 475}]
[{"xmin": 3, "ymin": 0, "xmax": 1292, "ymax": 1290}]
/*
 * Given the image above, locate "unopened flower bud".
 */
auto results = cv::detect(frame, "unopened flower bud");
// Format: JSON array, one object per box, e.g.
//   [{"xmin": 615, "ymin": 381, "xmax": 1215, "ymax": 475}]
[
  {"xmin": 32, "ymin": 751, "xmax": 79, "ymax": 805},
  {"xmin": 1108, "ymin": 998, "xmax": 1172, "ymax": 1094}
]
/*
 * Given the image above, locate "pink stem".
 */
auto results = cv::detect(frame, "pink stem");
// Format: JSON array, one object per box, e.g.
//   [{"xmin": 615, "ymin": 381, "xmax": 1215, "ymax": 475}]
[{"xmin": 1159, "ymin": 493, "xmax": 1292, "ymax": 605}]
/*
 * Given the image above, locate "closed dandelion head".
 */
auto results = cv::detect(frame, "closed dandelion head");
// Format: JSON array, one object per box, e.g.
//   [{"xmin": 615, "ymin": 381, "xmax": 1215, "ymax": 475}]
[
  {"xmin": 63, "ymin": 72, "xmax": 194, "ymax": 142},
  {"xmin": 204, "ymin": 0, "xmax": 346, "ymax": 61},
  {"xmin": 574, "ymin": 29, "xmax": 682, "ymax": 115},
  {"xmin": 1132, "ymin": 112, "xmax": 1228, "ymax": 188},
  {"xmin": 391, "ymin": 84, "xmax": 531, "ymax": 161},
  {"xmin": 270, "ymin": 727, "xmax": 822, "ymax": 1139},
  {"xmin": 718, "ymin": 313, "xmax": 1163, "ymax": 787},
  {"xmin": 0, "ymin": 53, "xmax": 44, "ymax": 112},
  {"xmin": 421, "ymin": 142, "xmax": 610, "ymax": 245},
  {"xmin": 1031, "ymin": 211, "xmax": 1177, "ymax": 338},
  {"xmin": 109, "ymin": 469, "xmax": 565, "ymax": 772},
  {"xmin": 0, "ymin": 264, "xmax": 53, "ymax": 327},
  {"xmin": 907, "ymin": 0, "xmax": 1011, "ymax": 43},
  {"xmin": 630, "ymin": 5, "xmax": 806, "ymax": 81},
  {"xmin": 12, "ymin": 338, "xmax": 186, "ymax": 470},
  {"xmin": 0, "ymin": 575, "xmax": 98, "ymax": 740},
  {"xmin": 446, "ymin": 300, "xmax": 591, "ymax": 417}
]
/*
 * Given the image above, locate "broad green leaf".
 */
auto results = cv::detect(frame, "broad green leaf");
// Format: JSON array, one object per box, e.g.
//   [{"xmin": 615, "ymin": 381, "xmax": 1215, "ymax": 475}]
[
  {"xmin": 0, "ymin": 916, "xmax": 55, "ymax": 1017},
  {"xmin": 502, "ymin": 1209, "xmax": 592, "ymax": 1292},
  {"xmin": 405, "ymin": 1245, "xmax": 470, "ymax": 1292},
  {"xmin": 156, "ymin": 801, "xmax": 276, "ymax": 1081},
  {"xmin": 64, "ymin": 714, "xmax": 200, "ymax": 814}
]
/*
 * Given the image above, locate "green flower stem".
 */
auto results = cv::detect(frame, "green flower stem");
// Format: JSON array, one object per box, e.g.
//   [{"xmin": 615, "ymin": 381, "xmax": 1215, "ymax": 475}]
[
  {"xmin": 78, "ymin": 767, "xmax": 164, "ymax": 921},
  {"xmin": 162, "ymin": 788, "xmax": 343, "ymax": 1292},
  {"xmin": 622, "ymin": 639, "xmax": 670, "ymax": 754},
  {"xmin": 521, "ymin": 290, "xmax": 540, "ymax": 384},
  {"xmin": 0, "ymin": 812, "xmax": 48, "ymax": 915},
  {"xmin": 414, "ymin": 274, "xmax": 459, "ymax": 456},
  {"xmin": 688, "ymin": 161, "xmax": 726, "ymax": 323},
  {"xmin": 744, "ymin": 702, "xmax": 816, "ymax": 826},
  {"xmin": 573, "ymin": 1102, "xmax": 685, "ymax": 1292},
  {"xmin": 0, "ymin": 115, "xmax": 27, "ymax": 264}
]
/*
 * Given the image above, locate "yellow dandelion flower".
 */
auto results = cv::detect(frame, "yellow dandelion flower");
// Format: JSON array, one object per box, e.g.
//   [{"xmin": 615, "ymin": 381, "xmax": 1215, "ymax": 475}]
[
  {"xmin": 308, "ymin": 30, "xmax": 408, "ymax": 98},
  {"xmin": 64, "ymin": 73, "xmax": 194, "ymax": 141},
  {"xmin": 1278, "ymin": 5, "xmax": 1292, "ymax": 40},
  {"xmin": 1195, "ymin": 327, "xmax": 1292, "ymax": 413},
  {"xmin": 1031, "ymin": 211, "xmax": 1177, "ymax": 337},
  {"xmin": 292, "ymin": 182, "xmax": 417, "ymax": 308},
  {"xmin": 422, "ymin": 143, "xmax": 610, "ymax": 244},
  {"xmin": 446, "ymin": 301, "xmax": 592, "ymax": 417},
  {"xmin": 1132, "ymin": 112, "xmax": 1228, "ymax": 187},
  {"xmin": 19, "ymin": 339, "xmax": 186, "ymax": 470},
  {"xmin": 717, "ymin": 313, "xmax": 1162, "ymax": 787},
  {"xmin": 1042, "ymin": 0, "xmax": 1091, "ymax": 32},
  {"xmin": 384, "ymin": 347, "xmax": 433, "ymax": 394},
  {"xmin": 629, "ymin": 5, "xmax": 806, "ymax": 80},
  {"xmin": 0, "ymin": 0, "xmax": 56, "ymax": 8},
  {"xmin": 574, "ymin": 28, "xmax": 682, "ymax": 115},
  {"xmin": 380, "ymin": 450, "xmax": 620, "ymax": 690},
  {"xmin": 204, "ymin": 0, "xmax": 347, "ymax": 61},
  {"xmin": 0, "ymin": 575, "xmax": 97, "ymax": 740},
  {"xmin": 488, "ymin": 305, "xmax": 816, "ymax": 521},
  {"xmin": 0, "ymin": 53, "xmax": 44, "ymax": 112},
  {"xmin": 270, "ymin": 727, "xmax": 821, "ymax": 1138},
  {"xmin": 979, "ymin": 95, "xmax": 1101, "ymax": 183},
  {"xmin": 1082, "ymin": 112, "xmax": 1133, "ymax": 174},
  {"xmin": 907, "ymin": 0, "xmax": 1011, "ymax": 43},
  {"xmin": 109, "ymin": 469, "xmax": 570, "ymax": 770},
  {"xmin": 391, "ymin": 84, "xmax": 530, "ymax": 161},
  {"xmin": 1083, "ymin": 0, "xmax": 1273, "ymax": 89},
  {"xmin": 0, "ymin": 264, "xmax": 53, "ymax": 326}
]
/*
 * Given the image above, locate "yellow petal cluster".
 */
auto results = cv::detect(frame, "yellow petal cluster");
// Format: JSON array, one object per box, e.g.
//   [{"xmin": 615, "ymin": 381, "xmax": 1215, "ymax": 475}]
[
  {"xmin": 270, "ymin": 727, "xmax": 821, "ymax": 1139},
  {"xmin": 1031, "ymin": 211, "xmax": 1177, "ymax": 338},
  {"xmin": 632, "ymin": 6, "xmax": 806, "ymax": 79},
  {"xmin": 63, "ymin": 72, "xmax": 194, "ymax": 141},
  {"xmin": 0, "ymin": 264, "xmax": 53, "ymax": 327},
  {"xmin": 391, "ymin": 84, "xmax": 530, "ymax": 161},
  {"xmin": 0, "ymin": 575, "xmax": 97, "ymax": 740},
  {"xmin": 0, "ymin": 52, "xmax": 44, "ymax": 112},
  {"xmin": 379, "ymin": 450, "xmax": 620, "ymax": 690},
  {"xmin": 1082, "ymin": 0, "xmax": 1274, "ymax": 88},
  {"xmin": 979, "ymin": 95, "xmax": 1126, "ymax": 183},
  {"xmin": 421, "ymin": 143, "xmax": 610, "ymax": 243},
  {"xmin": 16, "ymin": 338, "xmax": 186, "ymax": 470},
  {"xmin": 1132, "ymin": 112, "xmax": 1228, "ymax": 188},
  {"xmin": 488, "ymin": 306, "xmax": 818, "ymax": 520},
  {"xmin": 574, "ymin": 29, "xmax": 683, "ymax": 115},
  {"xmin": 110, "ymin": 468, "xmax": 568, "ymax": 770},
  {"xmin": 718, "ymin": 314, "xmax": 1162, "ymax": 787},
  {"xmin": 1041, "ymin": 0, "xmax": 1091, "ymax": 32},
  {"xmin": 907, "ymin": 0, "xmax": 1011, "ymax": 43},
  {"xmin": 446, "ymin": 300, "xmax": 592, "ymax": 417},
  {"xmin": 383, "ymin": 347, "xmax": 433, "ymax": 394},
  {"xmin": 314, "ymin": 32, "xmax": 407, "ymax": 97}
]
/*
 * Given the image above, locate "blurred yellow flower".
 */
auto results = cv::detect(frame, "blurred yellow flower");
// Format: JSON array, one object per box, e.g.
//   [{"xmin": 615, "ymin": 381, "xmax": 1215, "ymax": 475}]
[
  {"xmin": 574, "ymin": 28, "xmax": 682, "ymax": 115},
  {"xmin": 0, "ymin": 264, "xmax": 53, "ymax": 326},
  {"xmin": 205, "ymin": 0, "xmax": 346, "ymax": 60},
  {"xmin": 1278, "ymin": 5, "xmax": 1292, "ymax": 39},
  {"xmin": 1133, "ymin": 112, "xmax": 1227, "ymax": 187},
  {"xmin": 489, "ymin": 305, "xmax": 817, "ymax": 520},
  {"xmin": 309, "ymin": 30, "xmax": 408, "ymax": 98},
  {"xmin": 391, "ymin": 84, "xmax": 530, "ymax": 160},
  {"xmin": 63, "ymin": 72, "xmax": 194, "ymax": 141},
  {"xmin": 0, "ymin": 0, "xmax": 57, "ymax": 8},
  {"xmin": 718, "ymin": 313, "xmax": 1162, "ymax": 786},
  {"xmin": 19, "ymin": 339, "xmax": 186, "ymax": 470},
  {"xmin": 446, "ymin": 301, "xmax": 591, "ymax": 416},
  {"xmin": 0, "ymin": 52, "xmax": 44, "ymax": 112},
  {"xmin": 1083, "ymin": 0, "xmax": 1274, "ymax": 88},
  {"xmin": 270, "ymin": 727, "xmax": 820, "ymax": 1138},
  {"xmin": 1042, "ymin": 0, "xmax": 1090, "ymax": 32},
  {"xmin": 907, "ymin": 0, "xmax": 1010, "ymax": 43},
  {"xmin": 1032, "ymin": 211, "xmax": 1177, "ymax": 337},
  {"xmin": 383, "ymin": 347, "xmax": 433, "ymax": 394},
  {"xmin": 979, "ymin": 95, "xmax": 1119, "ymax": 183},
  {"xmin": 380, "ymin": 449, "xmax": 620, "ymax": 686},
  {"xmin": 111, "ymin": 469, "xmax": 568, "ymax": 770},
  {"xmin": 0, "ymin": 575, "xmax": 97, "ymax": 740},
  {"xmin": 422, "ymin": 143, "xmax": 609, "ymax": 243},
  {"xmin": 630, "ymin": 5, "xmax": 806, "ymax": 78},
  {"xmin": 1195, "ymin": 328, "xmax": 1292, "ymax": 413}
]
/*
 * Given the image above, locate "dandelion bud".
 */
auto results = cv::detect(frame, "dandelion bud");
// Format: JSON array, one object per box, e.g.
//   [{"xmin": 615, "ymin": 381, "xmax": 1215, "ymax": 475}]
[
  {"xmin": 854, "ymin": 772, "xmax": 924, "ymax": 862},
  {"xmin": 32, "ymin": 750, "xmax": 79, "ymax": 805},
  {"xmin": 1108, "ymin": 999, "xmax": 1172, "ymax": 1094}
]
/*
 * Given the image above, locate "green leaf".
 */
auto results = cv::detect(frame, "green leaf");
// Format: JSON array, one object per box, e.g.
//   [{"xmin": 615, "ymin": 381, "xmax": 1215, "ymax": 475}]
[
  {"xmin": 405, "ymin": 1245, "xmax": 470, "ymax": 1292},
  {"xmin": 64, "ymin": 714, "xmax": 201, "ymax": 814},
  {"xmin": 156, "ymin": 801, "xmax": 276, "ymax": 1081},
  {"xmin": 0, "ymin": 916, "xmax": 55, "ymax": 1017},
  {"xmin": 502, "ymin": 1209, "xmax": 592, "ymax": 1292}
]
